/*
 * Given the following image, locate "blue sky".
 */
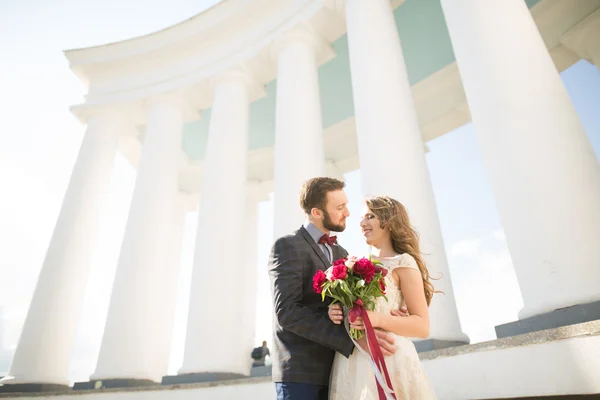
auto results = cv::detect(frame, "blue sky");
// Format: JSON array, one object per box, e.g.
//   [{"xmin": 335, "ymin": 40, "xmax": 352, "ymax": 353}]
[{"xmin": 1, "ymin": 0, "xmax": 599, "ymax": 384}]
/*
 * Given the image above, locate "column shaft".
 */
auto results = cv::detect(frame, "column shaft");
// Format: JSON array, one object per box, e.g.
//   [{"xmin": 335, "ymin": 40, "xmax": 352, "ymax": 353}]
[
  {"xmin": 346, "ymin": 0, "xmax": 467, "ymax": 342},
  {"xmin": 180, "ymin": 73, "xmax": 250, "ymax": 375},
  {"xmin": 441, "ymin": 0, "xmax": 600, "ymax": 319},
  {"xmin": 273, "ymin": 30, "xmax": 325, "ymax": 238},
  {"xmin": 2, "ymin": 112, "xmax": 126, "ymax": 386},
  {"xmin": 151, "ymin": 194, "xmax": 191, "ymax": 378},
  {"xmin": 239, "ymin": 185, "xmax": 261, "ymax": 374},
  {"xmin": 93, "ymin": 97, "xmax": 184, "ymax": 381}
]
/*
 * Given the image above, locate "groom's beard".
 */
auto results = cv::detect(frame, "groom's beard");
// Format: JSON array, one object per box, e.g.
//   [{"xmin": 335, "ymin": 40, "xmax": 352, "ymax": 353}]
[{"xmin": 323, "ymin": 210, "xmax": 346, "ymax": 232}]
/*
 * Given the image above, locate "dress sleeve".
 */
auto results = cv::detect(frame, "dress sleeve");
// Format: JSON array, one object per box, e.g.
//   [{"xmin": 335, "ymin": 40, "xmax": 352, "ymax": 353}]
[{"xmin": 391, "ymin": 253, "xmax": 419, "ymax": 272}]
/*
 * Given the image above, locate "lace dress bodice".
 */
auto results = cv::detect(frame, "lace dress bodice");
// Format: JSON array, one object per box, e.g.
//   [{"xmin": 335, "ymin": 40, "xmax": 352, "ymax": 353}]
[{"xmin": 372, "ymin": 254, "xmax": 414, "ymax": 314}]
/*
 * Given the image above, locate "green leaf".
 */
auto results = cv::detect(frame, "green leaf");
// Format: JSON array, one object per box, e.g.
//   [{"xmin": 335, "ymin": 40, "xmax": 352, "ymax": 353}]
[{"xmin": 340, "ymin": 280, "xmax": 352, "ymax": 297}]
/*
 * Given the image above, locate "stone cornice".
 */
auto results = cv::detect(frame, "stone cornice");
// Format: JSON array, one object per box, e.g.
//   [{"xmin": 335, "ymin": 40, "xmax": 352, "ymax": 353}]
[
  {"xmin": 560, "ymin": 7, "xmax": 600, "ymax": 65},
  {"xmin": 64, "ymin": 0, "xmax": 347, "ymax": 114},
  {"xmin": 68, "ymin": 0, "xmax": 594, "ymax": 197},
  {"xmin": 63, "ymin": 0, "xmax": 264, "ymax": 83}
]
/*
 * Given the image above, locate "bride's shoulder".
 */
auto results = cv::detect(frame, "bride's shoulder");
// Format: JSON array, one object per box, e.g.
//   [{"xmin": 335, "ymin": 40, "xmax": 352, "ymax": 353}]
[{"xmin": 395, "ymin": 253, "xmax": 419, "ymax": 270}]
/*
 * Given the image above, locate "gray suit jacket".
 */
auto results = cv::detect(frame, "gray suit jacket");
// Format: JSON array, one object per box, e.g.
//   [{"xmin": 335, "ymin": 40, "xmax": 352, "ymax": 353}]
[{"xmin": 268, "ymin": 226, "xmax": 354, "ymax": 386}]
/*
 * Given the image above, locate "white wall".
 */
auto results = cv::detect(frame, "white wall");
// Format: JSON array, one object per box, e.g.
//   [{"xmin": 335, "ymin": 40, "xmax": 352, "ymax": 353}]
[
  {"xmin": 8, "ymin": 379, "xmax": 275, "ymax": 400},
  {"xmin": 423, "ymin": 334, "xmax": 600, "ymax": 399},
  {"xmin": 6, "ymin": 334, "xmax": 600, "ymax": 399}
]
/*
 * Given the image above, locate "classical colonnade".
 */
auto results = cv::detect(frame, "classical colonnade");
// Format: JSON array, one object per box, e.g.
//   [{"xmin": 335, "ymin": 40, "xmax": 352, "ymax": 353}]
[{"xmin": 2, "ymin": 0, "xmax": 600, "ymax": 389}]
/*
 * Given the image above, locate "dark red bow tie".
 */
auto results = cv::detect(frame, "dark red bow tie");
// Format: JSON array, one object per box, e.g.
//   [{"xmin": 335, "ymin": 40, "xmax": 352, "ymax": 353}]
[{"xmin": 318, "ymin": 234, "xmax": 337, "ymax": 246}]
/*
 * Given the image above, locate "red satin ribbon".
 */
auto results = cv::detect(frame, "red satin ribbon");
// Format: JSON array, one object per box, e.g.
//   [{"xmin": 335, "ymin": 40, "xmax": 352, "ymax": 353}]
[{"xmin": 349, "ymin": 299, "xmax": 396, "ymax": 400}]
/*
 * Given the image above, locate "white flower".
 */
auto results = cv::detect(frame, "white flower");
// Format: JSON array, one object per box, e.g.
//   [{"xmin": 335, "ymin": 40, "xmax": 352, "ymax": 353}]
[
  {"xmin": 357, "ymin": 279, "xmax": 365, "ymax": 288},
  {"xmin": 325, "ymin": 266, "xmax": 334, "ymax": 281},
  {"xmin": 345, "ymin": 256, "xmax": 358, "ymax": 269}
]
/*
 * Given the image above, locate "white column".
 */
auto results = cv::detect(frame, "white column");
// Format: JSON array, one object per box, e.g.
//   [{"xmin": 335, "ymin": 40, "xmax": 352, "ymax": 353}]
[
  {"xmin": 93, "ymin": 96, "xmax": 185, "ymax": 381},
  {"xmin": 272, "ymin": 28, "xmax": 326, "ymax": 238},
  {"xmin": 0, "ymin": 306, "xmax": 5, "ymax": 355},
  {"xmin": 0, "ymin": 111, "xmax": 128, "ymax": 386},
  {"xmin": 239, "ymin": 183, "xmax": 264, "ymax": 375},
  {"xmin": 151, "ymin": 193, "xmax": 194, "ymax": 379},
  {"xmin": 345, "ymin": 0, "xmax": 468, "ymax": 343},
  {"xmin": 441, "ymin": 0, "xmax": 600, "ymax": 319},
  {"xmin": 180, "ymin": 70, "xmax": 253, "ymax": 375}
]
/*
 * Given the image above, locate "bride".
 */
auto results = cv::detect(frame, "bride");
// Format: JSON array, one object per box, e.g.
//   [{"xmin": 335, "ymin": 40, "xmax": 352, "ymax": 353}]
[{"xmin": 328, "ymin": 196, "xmax": 437, "ymax": 399}]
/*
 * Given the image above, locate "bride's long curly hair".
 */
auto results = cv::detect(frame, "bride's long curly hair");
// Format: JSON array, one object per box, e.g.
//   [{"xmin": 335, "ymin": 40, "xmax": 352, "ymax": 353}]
[{"xmin": 365, "ymin": 196, "xmax": 435, "ymax": 306}]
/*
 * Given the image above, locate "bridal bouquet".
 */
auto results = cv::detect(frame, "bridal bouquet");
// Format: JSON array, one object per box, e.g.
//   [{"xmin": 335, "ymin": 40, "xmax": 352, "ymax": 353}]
[
  {"xmin": 314, "ymin": 257, "xmax": 397, "ymax": 399},
  {"xmin": 312, "ymin": 256, "xmax": 388, "ymax": 340}
]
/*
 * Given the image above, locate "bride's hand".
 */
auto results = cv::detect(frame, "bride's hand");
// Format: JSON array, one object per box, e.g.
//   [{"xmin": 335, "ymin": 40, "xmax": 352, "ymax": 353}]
[
  {"xmin": 390, "ymin": 306, "xmax": 409, "ymax": 317},
  {"xmin": 350, "ymin": 316, "xmax": 364, "ymax": 330},
  {"xmin": 351, "ymin": 311, "xmax": 381, "ymax": 330},
  {"xmin": 328, "ymin": 304, "xmax": 344, "ymax": 324}
]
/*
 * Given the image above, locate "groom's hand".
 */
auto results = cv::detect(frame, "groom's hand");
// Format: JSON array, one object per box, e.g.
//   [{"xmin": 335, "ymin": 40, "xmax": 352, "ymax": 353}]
[
  {"xmin": 328, "ymin": 304, "xmax": 344, "ymax": 324},
  {"xmin": 390, "ymin": 306, "xmax": 409, "ymax": 317},
  {"xmin": 356, "ymin": 330, "xmax": 396, "ymax": 357},
  {"xmin": 375, "ymin": 330, "xmax": 396, "ymax": 356}
]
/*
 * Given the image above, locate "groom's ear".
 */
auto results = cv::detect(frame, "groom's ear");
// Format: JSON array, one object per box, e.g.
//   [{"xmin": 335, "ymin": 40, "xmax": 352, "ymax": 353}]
[{"xmin": 310, "ymin": 207, "xmax": 323, "ymax": 219}]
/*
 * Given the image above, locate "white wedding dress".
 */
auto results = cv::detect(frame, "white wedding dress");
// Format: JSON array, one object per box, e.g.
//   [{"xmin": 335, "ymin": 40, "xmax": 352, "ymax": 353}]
[{"xmin": 329, "ymin": 254, "xmax": 437, "ymax": 400}]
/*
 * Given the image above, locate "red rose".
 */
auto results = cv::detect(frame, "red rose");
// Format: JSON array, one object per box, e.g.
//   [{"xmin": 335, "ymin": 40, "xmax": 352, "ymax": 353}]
[
  {"xmin": 331, "ymin": 264, "xmax": 348, "ymax": 280},
  {"xmin": 379, "ymin": 278, "xmax": 386, "ymax": 294},
  {"xmin": 353, "ymin": 258, "xmax": 375, "ymax": 283},
  {"xmin": 312, "ymin": 270, "xmax": 327, "ymax": 294}
]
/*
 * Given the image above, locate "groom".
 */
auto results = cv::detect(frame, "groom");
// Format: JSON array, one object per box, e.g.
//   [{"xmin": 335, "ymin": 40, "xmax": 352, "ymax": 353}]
[{"xmin": 268, "ymin": 177, "xmax": 397, "ymax": 400}]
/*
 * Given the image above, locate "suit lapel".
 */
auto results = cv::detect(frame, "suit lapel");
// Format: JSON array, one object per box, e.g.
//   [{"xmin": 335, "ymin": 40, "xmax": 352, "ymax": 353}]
[
  {"xmin": 299, "ymin": 226, "xmax": 331, "ymax": 269},
  {"xmin": 331, "ymin": 242, "xmax": 347, "ymax": 261}
]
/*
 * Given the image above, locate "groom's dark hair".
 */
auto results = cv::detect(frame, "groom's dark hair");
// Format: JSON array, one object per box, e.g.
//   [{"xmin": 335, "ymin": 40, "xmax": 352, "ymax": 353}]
[{"xmin": 299, "ymin": 177, "xmax": 346, "ymax": 215}]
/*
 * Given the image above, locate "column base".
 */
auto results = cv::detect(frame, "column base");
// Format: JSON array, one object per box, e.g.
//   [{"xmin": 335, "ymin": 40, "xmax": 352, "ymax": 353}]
[
  {"xmin": 161, "ymin": 372, "xmax": 246, "ymax": 386},
  {"xmin": 0, "ymin": 383, "xmax": 69, "ymax": 393},
  {"xmin": 72, "ymin": 379, "xmax": 157, "ymax": 391},
  {"xmin": 496, "ymin": 300, "xmax": 600, "ymax": 339},
  {"xmin": 413, "ymin": 338, "xmax": 469, "ymax": 353}
]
